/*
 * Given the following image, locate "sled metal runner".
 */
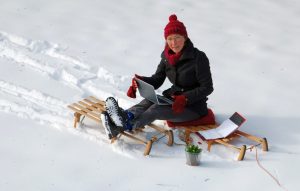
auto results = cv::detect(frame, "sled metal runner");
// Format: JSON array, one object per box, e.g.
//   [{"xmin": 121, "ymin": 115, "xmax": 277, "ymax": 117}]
[
  {"xmin": 68, "ymin": 96, "xmax": 174, "ymax": 156},
  {"xmin": 180, "ymin": 125, "xmax": 268, "ymax": 161}
]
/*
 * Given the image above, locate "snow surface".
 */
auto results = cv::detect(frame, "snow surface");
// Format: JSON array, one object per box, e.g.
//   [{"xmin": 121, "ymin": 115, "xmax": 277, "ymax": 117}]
[{"xmin": 1, "ymin": 0, "xmax": 300, "ymax": 190}]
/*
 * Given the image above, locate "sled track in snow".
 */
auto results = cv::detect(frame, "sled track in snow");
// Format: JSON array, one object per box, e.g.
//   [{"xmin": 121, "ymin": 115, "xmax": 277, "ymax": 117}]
[
  {"xmin": 0, "ymin": 31, "xmax": 95, "ymax": 87},
  {"xmin": 0, "ymin": 80, "xmax": 66, "ymax": 112},
  {"xmin": 0, "ymin": 31, "xmax": 129, "ymax": 90},
  {"xmin": 0, "ymin": 31, "xmax": 131, "ymax": 144},
  {"xmin": 0, "ymin": 79, "xmax": 110, "ymax": 145},
  {"xmin": 0, "ymin": 80, "xmax": 69, "ymax": 128},
  {"xmin": 0, "ymin": 31, "xmax": 95, "ymax": 129}
]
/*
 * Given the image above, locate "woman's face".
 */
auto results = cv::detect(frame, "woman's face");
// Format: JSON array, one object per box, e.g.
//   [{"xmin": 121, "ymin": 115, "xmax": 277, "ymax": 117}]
[{"xmin": 166, "ymin": 34, "xmax": 186, "ymax": 53}]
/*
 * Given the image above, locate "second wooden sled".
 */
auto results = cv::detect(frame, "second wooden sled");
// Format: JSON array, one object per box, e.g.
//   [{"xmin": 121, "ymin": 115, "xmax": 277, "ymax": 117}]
[
  {"xmin": 168, "ymin": 109, "xmax": 268, "ymax": 161},
  {"xmin": 175, "ymin": 124, "xmax": 268, "ymax": 161},
  {"xmin": 68, "ymin": 96, "xmax": 174, "ymax": 156}
]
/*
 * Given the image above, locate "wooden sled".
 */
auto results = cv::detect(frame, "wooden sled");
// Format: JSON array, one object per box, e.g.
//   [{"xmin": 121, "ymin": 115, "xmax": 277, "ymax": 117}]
[
  {"xmin": 168, "ymin": 109, "xmax": 268, "ymax": 161},
  {"xmin": 67, "ymin": 96, "xmax": 174, "ymax": 156},
  {"xmin": 177, "ymin": 124, "xmax": 268, "ymax": 161}
]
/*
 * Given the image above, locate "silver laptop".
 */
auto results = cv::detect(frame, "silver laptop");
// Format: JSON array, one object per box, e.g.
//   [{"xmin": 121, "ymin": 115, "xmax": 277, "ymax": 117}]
[{"xmin": 135, "ymin": 78, "xmax": 173, "ymax": 105}]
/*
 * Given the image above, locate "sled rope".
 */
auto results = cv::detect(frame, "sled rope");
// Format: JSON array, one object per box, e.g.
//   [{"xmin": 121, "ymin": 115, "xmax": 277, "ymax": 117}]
[
  {"xmin": 251, "ymin": 146, "xmax": 288, "ymax": 191},
  {"xmin": 154, "ymin": 133, "xmax": 167, "ymax": 142}
]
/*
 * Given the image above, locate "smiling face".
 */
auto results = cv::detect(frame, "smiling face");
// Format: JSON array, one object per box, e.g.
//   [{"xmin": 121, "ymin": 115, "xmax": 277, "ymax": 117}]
[{"xmin": 166, "ymin": 34, "xmax": 186, "ymax": 53}]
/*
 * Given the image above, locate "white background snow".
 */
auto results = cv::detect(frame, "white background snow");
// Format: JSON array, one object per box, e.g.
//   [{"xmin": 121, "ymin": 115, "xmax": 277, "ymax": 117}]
[{"xmin": 0, "ymin": 0, "xmax": 299, "ymax": 190}]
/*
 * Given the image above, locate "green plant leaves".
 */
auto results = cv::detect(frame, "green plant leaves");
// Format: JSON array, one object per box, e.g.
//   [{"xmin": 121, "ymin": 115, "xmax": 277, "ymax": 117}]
[{"xmin": 185, "ymin": 144, "xmax": 202, "ymax": 154}]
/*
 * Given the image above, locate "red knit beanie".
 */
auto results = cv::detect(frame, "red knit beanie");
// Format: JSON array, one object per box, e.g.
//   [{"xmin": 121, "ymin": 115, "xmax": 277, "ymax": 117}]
[{"xmin": 164, "ymin": 14, "xmax": 188, "ymax": 39}]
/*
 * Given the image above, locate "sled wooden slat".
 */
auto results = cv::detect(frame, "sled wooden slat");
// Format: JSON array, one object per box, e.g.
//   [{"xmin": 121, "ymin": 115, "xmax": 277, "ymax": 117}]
[
  {"xmin": 68, "ymin": 105, "xmax": 99, "ymax": 120},
  {"xmin": 68, "ymin": 96, "xmax": 174, "ymax": 156},
  {"xmin": 88, "ymin": 96, "xmax": 105, "ymax": 105},
  {"xmin": 82, "ymin": 98, "xmax": 99, "ymax": 106},
  {"xmin": 78, "ymin": 101, "xmax": 102, "ymax": 112},
  {"xmin": 67, "ymin": 105, "xmax": 101, "ymax": 124},
  {"xmin": 120, "ymin": 132, "xmax": 147, "ymax": 145},
  {"xmin": 68, "ymin": 105, "xmax": 96, "ymax": 118},
  {"xmin": 83, "ymin": 99, "xmax": 105, "ymax": 112},
  {"xmin": 72, "ymin": 103, "xmax": 99, "ymax": 118}
]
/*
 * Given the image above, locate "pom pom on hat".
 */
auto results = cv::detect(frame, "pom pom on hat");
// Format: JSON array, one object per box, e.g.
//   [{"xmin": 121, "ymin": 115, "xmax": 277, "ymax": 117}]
[
  {"xmin": 169, "ymin": 14, "xmax": 177, "ymax": 21},
  {"xmin": 164, "ymin": 14, "xmax": 188, "ymax": 39}
]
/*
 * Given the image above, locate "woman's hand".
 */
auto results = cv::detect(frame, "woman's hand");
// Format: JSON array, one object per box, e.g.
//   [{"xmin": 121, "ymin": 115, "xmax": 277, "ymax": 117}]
[
  {"xmin": 127, "ymin": 74, "xmax": 142, "ymax": 98},
  {"xmin": 172, "ymin": 95, "xmax": 187, "ymax": 113}
]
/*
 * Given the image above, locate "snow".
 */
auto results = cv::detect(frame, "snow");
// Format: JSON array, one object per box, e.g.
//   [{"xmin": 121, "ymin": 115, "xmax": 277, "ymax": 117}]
[{"xmin": 0, "ymin": 0, "xmax": 299, "ymax": 190}]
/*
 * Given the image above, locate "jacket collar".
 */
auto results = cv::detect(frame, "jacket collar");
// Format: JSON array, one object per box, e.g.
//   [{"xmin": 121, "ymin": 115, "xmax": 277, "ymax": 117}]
[{"xmin": 180, "ymin": 38, "xmax": 195, "ymax": 60}]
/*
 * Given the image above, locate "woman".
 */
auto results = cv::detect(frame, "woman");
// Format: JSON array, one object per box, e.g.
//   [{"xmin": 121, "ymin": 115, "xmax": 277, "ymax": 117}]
[{"xmin": 101, "ymin": 14, "xmax": 213, "ymax": 139}]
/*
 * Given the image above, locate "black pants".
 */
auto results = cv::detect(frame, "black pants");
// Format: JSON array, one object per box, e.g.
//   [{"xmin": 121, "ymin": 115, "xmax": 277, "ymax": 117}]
[{"xmin": 127, "ymin": 99, "xmax": 203, "ymax": 129}]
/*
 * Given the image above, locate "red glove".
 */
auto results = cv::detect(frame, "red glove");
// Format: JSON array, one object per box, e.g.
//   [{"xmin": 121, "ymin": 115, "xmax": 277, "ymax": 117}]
[
  {"xmin": 127, "ymin": 74, "xmax": 142, "ymax": 98},
  {"xmin": 172, "ymin": 95, "xmax": 187, "ymax": 114}
]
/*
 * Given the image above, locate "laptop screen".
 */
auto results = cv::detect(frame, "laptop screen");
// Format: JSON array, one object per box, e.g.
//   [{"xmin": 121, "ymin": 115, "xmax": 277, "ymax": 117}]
[{"xmin": 135, "ymin": 78, "xmax": 158, "ymax": 103}]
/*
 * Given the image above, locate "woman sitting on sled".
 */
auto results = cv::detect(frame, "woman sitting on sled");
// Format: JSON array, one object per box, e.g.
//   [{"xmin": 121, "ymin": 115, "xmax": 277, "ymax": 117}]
[{"xmin": 101, "ymin": 14, "xmax": 214, "ymax": 139}]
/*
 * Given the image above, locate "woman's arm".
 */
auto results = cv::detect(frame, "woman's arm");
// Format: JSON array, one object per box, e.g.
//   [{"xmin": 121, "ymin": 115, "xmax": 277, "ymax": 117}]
[{"xmin": 184, "ymin": 52, "xmax": 214, "ymax": 104}]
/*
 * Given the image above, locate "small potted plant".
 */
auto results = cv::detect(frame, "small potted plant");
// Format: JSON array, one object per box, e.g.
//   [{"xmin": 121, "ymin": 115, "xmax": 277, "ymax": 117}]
[{"xmin": 185, "ymin": 144, "xmax": 202, "ymax": 166}]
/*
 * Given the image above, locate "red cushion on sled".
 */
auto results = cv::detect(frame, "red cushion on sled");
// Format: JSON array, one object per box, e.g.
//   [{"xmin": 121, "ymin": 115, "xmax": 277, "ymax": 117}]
[{"xmin": 167, "ymin": 109, "xmax": 216, "ymax": 128}]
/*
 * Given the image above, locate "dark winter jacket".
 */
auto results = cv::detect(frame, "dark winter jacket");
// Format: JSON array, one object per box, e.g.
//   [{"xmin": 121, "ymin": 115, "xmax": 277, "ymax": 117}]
[{"xmin": 142, "ymin": 39, "xmax": 214, "ymax": 116}]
